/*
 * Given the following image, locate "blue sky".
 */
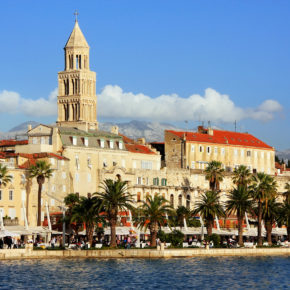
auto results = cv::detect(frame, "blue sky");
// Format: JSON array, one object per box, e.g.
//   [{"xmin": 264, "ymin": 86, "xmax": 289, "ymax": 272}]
[{"xmin": 0, "ymin": 0, "xmax": 289, "ymax": 150}]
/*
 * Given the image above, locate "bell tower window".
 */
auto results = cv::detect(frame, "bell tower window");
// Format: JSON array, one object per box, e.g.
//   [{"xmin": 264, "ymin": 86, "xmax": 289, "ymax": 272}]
[{"xmin": 76, "ymin": 55, "xmax": 82, "ymax": 69}]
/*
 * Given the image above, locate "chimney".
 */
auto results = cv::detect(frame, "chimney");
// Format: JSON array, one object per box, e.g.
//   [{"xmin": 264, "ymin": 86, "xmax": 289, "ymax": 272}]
[
  {"xmin": 137, "ymin": 138, "xmax": 146, "ymax": 145},
  {"xmin": 111, "ymin": 125, "xmax": 119, "ymax": 135},
  {"xmin": 208, "ymin": 128, "xmax": 214, "ymax": 136},
  {"xmin": 27, "ymin": 124, "xmax": 32, "ymax": 132}
]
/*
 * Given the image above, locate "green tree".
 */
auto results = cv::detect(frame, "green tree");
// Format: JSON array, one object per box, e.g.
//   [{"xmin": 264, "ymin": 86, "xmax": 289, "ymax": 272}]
[
  {"xmin": 262, "ymin": 197, "xmax": 281, "ymax": 246},
  {"xmin": 232, "ymin": 165, "xmax": 252, "ymax": 187},
  {"xmin": 205, "ymin": 161, "xmax": 225, "ymax": 191},
  {"xmin": 64, "ymin": 193, "xmax": 82, "ymax": 236},
  {"xmin": 193, "ymin": 191, "xmax": 225, "ymax": 236},
  {"xmin": 283, "ymin": 182, "xmax": 290, "ymax": 204},
  {"xmin": 0, "ymin": 164, "xmax": 12, "ymax": 188},
  {"xmin": 250, "ymin": 172, "xmax": 277, "ymax": 246},
  {"xmin": 95, "ymin": 179, "xmax": 134, "ymax": 247},
  {"xmin": 277, "ymin": 200, "xmax": 290, "ymax": 241},
  {"xmin": 29, "ymin": 160, "xmax": 53, "ymax": 226},
  {"xmin": 175, "ymin": 205, "xmax": 192, "ymax": 228},
  {"xmin": 136, "ymin": 194, "xmax": 173, "ymax": 247},
  {"xmin": 226, "ymin": 185, "xmax": 254, "ymax": 246},
  {"xmin": 71, "ymin": 193, "xmax": 102, "ymax": 245}
]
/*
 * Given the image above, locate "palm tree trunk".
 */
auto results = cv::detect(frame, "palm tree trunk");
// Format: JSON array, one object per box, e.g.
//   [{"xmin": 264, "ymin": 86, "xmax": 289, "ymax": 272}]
[
  {"xmin": 206, "ymin": 219, "xmax": 213, "ymax": 236},
  {"xmin": 265, "ymin": 221, "xmax": 272, "ymax": 246},
  {"xmin": 87, "ymin": 223, "xmax": 94, "ymax": 246},
  {"xmin": 110, "ymin": 217, "xmax": 117, "ymax": 247},
  {"xmin": 151, "ymin": 230, "xmax": 157, "ymax": 247},
  {"xmin": 37, "ymin": 182, "xmax": 42, "ymax": 226},
  {"xmin": 287, "ymin": 225, "xmax": 290, "ymax": 242},
  {"xmin": 238, "ymin": 214, "xmax": 244, "ymax": 246},
  {"xmin": 257, "ymin": 201, "xmax": 263, "ymax": 246}
]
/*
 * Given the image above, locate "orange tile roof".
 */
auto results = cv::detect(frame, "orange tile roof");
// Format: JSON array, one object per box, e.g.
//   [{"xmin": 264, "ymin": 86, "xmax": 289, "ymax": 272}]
[
  {"xmin": 125, "ymin": 143, "xmax": 157, "ymax": 155},
  {"xmin": 0, "ymin": 139, "xmax": 28, "ymax": 146},
  {"xmin": 167, "ymin": 129, "xmax": 273, "ymax": 150}
]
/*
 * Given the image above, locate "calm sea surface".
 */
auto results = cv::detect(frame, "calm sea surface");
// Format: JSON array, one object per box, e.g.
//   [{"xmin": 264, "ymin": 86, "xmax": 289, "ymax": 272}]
[{"xmin": 0, "ymin": 256, "xmax": 289, "ymax": 289}]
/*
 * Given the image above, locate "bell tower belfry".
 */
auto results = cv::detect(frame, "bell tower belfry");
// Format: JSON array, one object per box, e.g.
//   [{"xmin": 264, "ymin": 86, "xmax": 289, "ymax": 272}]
[{"xmin": 57, "ymin": 18, "xmax": 98, "ymax": 131}]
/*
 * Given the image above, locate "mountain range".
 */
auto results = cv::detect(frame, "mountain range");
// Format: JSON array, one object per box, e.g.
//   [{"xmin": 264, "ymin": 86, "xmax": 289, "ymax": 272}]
[{"xmin": 1, "ymin": 120, "xmax": 289, "ymax": 160}]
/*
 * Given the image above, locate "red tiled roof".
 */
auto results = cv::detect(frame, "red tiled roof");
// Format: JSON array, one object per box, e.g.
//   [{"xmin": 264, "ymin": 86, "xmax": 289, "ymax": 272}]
[
  {"xmin": 119, "ymin": 133, "xmax": 135, "ymax": 144},
  {"xmin": 0, "ymin": 139, "xmax": 28, "ymax": 146},
  {"xmin": 167, "ymin": 129, "xmax": 273, "ymax": 150},
  {"xmin": 18, "ymin": 153, "xmax": 69, "ymax": 160},
  {"xmin": 125, "ymin": 143, "xmax": 157, "ymax": 155}
]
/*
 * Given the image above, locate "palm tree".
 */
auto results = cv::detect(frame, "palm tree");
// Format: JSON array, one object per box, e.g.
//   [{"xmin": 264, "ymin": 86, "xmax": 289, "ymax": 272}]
[
  {"xmin": 29, "ymin": 160, "xmax": 53, "ymax": 226},
  {"xmin": 136, "ymin": 194, "xmax": 173, "ymax": 247},
  {"xmin": 71, "ymin": 193, "xmax": 102, "ymax": 245},
  {"xmin": 0, "ymin": 164, "xmax": 12, "ymax": 187},
  {"xmin": 175, "ymin": 206, "xmax": 192, "ymax": 228},
  {"xmin": 250, "ymin": 172, "xmax": 277, "ymax": 246},
  {"xmin": 193, "ymin": 191, "xmax": 225, "ymax": 236},
  {"xmin": 64, "ymin": 193, "xmax": 81, "ymax": 236},
  {"xmin": 232, "ymin": 165, "xmax": 252, "ymax": 187},
  {"xmin": 226, "ymin": 185, "xmax": 254, "ymax": 246},
  {"xmin": 262, "ymin": 197, "xmax": 281, "ymax": 246},
  {"xmin": 283, "ymin": 182, "xmax": 290, "ymax": 204},
  {"xmin": 205, "ymin": 161, "xmax": 225, "ymax": 191},
  {"xmin": 277, "ymin": 200, "xmax": 290, "ymax": 241},
  {"xmin": 95, "ymin": 179, "xmax": 134, "ymax": 248}
]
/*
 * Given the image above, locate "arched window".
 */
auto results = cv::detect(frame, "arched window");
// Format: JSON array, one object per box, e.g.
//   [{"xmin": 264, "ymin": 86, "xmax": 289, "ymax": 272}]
[
  {"xmin": 116, "ymin": 174, "xmax": 121, "ymax": 181},
  {"xmin": 186, "ymin": 194, "xmax": 190, "ymax": 209},
  {"xmin": 178, "ymin": 194, "xmax": 182, "ymax": 207},
  {"xmin": 137, "ymin": 192, "xmax": 141, "ymax": 202},
  {"xmin": 170, "ymin": 194, "xmax": 174, "ymax": 207}
]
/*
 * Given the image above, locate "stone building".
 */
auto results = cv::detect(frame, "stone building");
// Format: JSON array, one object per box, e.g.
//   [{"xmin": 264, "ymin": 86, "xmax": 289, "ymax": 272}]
[{"xmin": 165, "ymin": 126, "xmax": 275, "ymax": 174}]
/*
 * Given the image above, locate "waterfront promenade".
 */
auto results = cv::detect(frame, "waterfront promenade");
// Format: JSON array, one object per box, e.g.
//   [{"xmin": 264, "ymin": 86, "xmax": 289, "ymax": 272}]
[{"xmin": 0, "ymin": 247, "xmax": 289, "ymax": 260}]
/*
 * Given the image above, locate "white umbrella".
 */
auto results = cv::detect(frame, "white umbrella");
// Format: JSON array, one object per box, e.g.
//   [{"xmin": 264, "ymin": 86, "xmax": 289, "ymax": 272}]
[{"xmin": 0, "ymin": 229, "xmax": 19, "ymax": 238}]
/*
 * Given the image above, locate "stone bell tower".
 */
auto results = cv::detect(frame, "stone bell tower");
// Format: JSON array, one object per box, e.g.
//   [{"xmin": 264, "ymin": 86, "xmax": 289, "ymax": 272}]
[{"xmin": 57, "ymin": 18, "xmax": 98, "ymax": 131}]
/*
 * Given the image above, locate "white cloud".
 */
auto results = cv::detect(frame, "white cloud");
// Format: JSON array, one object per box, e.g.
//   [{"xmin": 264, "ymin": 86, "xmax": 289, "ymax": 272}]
[
  {"xmin": 21, "ymin": 88, "xmax": 58, "ymax": 117},
  {"xmin": 0, "ymin": 90, "xmax": 21, "ymax": 113},
  {"xmin": 99, "ymin": 85, "xmax": 283, "ymax": 123},
  {"xmin": 0, "ymin": 86, "xmax": 283, "ymax": 123}
]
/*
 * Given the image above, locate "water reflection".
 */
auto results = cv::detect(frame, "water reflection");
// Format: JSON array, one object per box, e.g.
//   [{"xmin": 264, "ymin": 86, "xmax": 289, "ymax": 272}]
[{"xmin": 0, "ymin": 256, "xmax": 289, "ymax": 289}]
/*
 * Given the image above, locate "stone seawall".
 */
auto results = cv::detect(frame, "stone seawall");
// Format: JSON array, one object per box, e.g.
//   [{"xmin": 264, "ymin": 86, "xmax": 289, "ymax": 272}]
[{"xmin": 0, "ymin": 248, "xmax": 289, "ymax": 260}]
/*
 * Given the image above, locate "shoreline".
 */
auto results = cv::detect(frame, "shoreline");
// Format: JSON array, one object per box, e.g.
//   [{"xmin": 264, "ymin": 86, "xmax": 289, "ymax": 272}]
[{"xmin": 0, "ymin": 248, "xmax": 289, "ymax": 260}]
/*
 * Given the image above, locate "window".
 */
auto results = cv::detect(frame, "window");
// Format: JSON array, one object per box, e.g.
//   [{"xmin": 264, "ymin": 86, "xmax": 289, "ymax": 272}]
[
  {"xmin": 133, "ymin": 161, "xmax": 137, "ymax": 169},
  {"xmin": 137, "ymin": 177, "xmax": 142, "ymax": 185},
  {"xmin": 8, "ymin": 208, "xmax": 16, "ymax": 219},
  {"xmin": 109, "ymin": 140, "xmax": 114, "ymax": 149},
  {"xmin": 87, "ymin": 156, "xmax": 92, "ymax": 168},
  {"xmin": 267, "ymin": 168, "xmax": 271, "ymax": 174},
  {"xmin": 51, "ymin": 185, "xmax": 56, "ymax": 192},
  {"xmin": 261, "ymin": 152, "xmax": 264, "ymax": 159},
  {"xmin": 9, "ymin": 190, "xmax": 13, "ymax": 201},
  {"xmin": 207, "ymin": 146, "xmax": 211, "ymax": 154},
  {"xmin": 141, "ymin": 161, "xmax": 152, "ymax": 170},
  {"xmin": 161, "ymin": 178, "xmax": 167, "ymax": 186},
  {"xmin": 267, "ymin": 152, "xmax": 270, "ymax": 160},
  {"xmin": 170, "ymin": 194, "xmax": 174, "ymax": 207},
  {"xmin": 199, "ymin": 146, "xmax": 203, "ymax": 153},
  {"xmin": 75, "ymin": 173, "xmax": 79, "ymax": 182},
  {"xmin": 191, "ymin": 145, "xmax": 195, "ymax": 152},
  {"xmin": 41, "ymin": 137, "xmax": 46, "ymax": 144},
  {"xmin": 254, "ymin": 151, "xmax": 257, "ymax": 159},
  {"xmin": 50, "ymin": 199, "xmax": 55, "ymax": 206},
  {"xmin": 61, "ymin": 160, "xmax": 65, "ymax": 166},
  {"xmin": 247, "ymin": 151, "xmax": 251, "ymax": 157},
  {"xmin": 72, "ymin": 136, "xmax": 77, "ymax": 146},
  {"xmin": 100, "ymin": 139, "xmax": 105, "ymax": 148},
  {"xmin": 191, "ymin": 161, "xmax": 195, "ymax": 169},
  {"xmin": 234, "ymin": 149, "xmax": 238, "ymax": 156},
  {"xmin": 50, "ymin": 158, "xmax": 55, "ymax": 165},
  {"xmin": 137, "ymin": 192, "xmax": 141, "ymax": 202},
  {"xmin": 62, "ymin": 172, "xmax": 66, "ymax": 179},
  {"xmin": 103, "ymin": 159, "xmax": 107, "ymax": 167},
  {"xmin": 241, "ymin": 150, "xmax": 244, "ymax": 158},
  {"xmin": 84, "ymin": 137, "xmax": 88, "ymax": 147},
  {"xmin": 87, "ymin": 173, "xmax": 91, "ymax": 182},
  {"xmin": 121, "ymin": 159, "xmax": 126, "ymax": 168},
  {"xmin": 153, "ymin": 178, "xmax": 159, "ymax": 186},
  {"xmin": 32, "ymin": 137, "xmax": 37, "ymax": 144},
  {"xmin": 221, "ymin": 148, "xmax": 225, "ymax": 155},
  {"xmin": 178, "ymin": 194, "xmax": 182, "ymax": 206},
  {"xmin": 186, "ymin": 195, "xmax": 190, "ymax": 209},
  {"xmin": 119, "ymin": 142, "xmax": 123, "ymax": 150},
  {"xmin": 0, "ymin": 190, "xmax": 2, "ymax": 201},
  {"xmin": 214, "ymin": 147, "xmax": 218, "ymax": 154},
  {"xmin": 62, "ymin": 185, "xmax": 66, "ymax": 192}
]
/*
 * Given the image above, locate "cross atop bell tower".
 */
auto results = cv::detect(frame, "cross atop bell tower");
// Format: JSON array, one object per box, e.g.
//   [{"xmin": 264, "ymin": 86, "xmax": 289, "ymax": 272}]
[{"xmin": 57, "ymin": 17, "xmax": 98, "ymax": 131}]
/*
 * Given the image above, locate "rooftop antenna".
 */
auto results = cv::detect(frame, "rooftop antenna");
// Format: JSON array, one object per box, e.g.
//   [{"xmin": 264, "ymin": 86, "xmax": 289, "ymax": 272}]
[
  {"xmin": 74, "ymin": 9, "xmax": 79, "ymax": 22},
  {"xmin": 208, "ymin": 121, "xmax": 211, "ymax": 128},
  {"xmin": 234, "ymin": 120, "xmax": 237, "ymax": 132}
]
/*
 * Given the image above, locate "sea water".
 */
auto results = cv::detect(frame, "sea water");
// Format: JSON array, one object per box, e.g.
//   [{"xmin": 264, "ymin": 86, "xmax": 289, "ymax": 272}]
[{"xmin": 0, "ymin": 256, "xmax": 289, "ymax": 289}]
